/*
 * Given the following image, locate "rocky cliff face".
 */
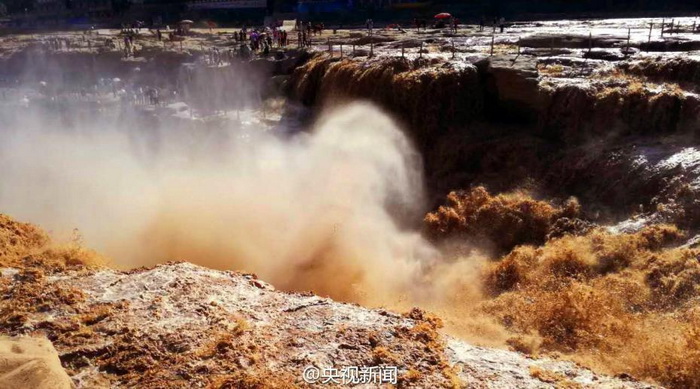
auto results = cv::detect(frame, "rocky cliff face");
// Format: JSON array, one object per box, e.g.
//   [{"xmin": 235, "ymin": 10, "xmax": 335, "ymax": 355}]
[
  {"xmin": 288, "ymin": 49, "xmax": 700, "ymax": 225},
  {"xmin": 290, "ymin": 52, "xmax": 700, "ymax": 145}
]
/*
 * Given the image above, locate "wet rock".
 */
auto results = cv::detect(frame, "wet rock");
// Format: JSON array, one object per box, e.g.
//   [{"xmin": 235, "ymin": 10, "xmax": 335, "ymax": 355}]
[
  {"xmin": 523, "ymin": 47, "xmax": 573, "ymax": 56},
  {"xmin": 519, "ymin": 33, "xmax": 621, "ymax": 49},
  {"xmin": 480, "ymin": 55, "xmax": 546, "ymax": 123},
  {"xmin": 640, "ymin": 38, "xmax": 700, "ymax": 52},
  {"xmin": 584, "ymin": 49, "xmax": 626, "ymax": 61},
  {"xmin": 351, "ymin": 35, "xmax": 395, "ymax": 45}
]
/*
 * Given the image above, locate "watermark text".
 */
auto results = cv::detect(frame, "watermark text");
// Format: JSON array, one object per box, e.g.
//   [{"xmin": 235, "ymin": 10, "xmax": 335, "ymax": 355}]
[{"xmin": 302, "ymin": 366, "xmax": 398, "ymax": 385}]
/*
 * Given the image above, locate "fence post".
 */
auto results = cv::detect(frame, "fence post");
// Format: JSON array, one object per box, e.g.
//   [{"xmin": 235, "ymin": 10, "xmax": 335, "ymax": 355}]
[
  {"xmin": 327, "ymin": 38, "xmax": 331, "ymax": 53},
  {"xmin": 452, "ymin": 39, "xmax": 455, "ymax": 59},
  {"xmin": 588, "ymin": 31, "xmax": 592, "ymax": 54},
  {"xmin": 626, "ymin": 28, "xmax": 630, "ymax": 55},
  {"xmin": 370, "ymin": 41, "xmax": 374, "ymax": 57},
  {"xmin": 353, "ymin": 44, "xmax": 356, "ymax": 56},
  {"xmin": 661, "ymin": 19, "xmax": 665, "ymax": 36},
  {"xmin": 517, "ymin": 37, "xmax": 521, "ymax": 55},
  {"xmin": 340, "ymin": 44, "xmax": 343, "ymax": 58},
  {"xmin": 490, "ymin": 34, "xmax": 495, "ymax": 56},
  {"xmin": 401, "ymin": 43, "xmax": 404, "ymax": 58},
  {"xmin": 648, "ymin": 22, "xmax": 653, "ymax": 44},
  {"xmin": 671, "ymin": 19, "xmax": 675, "ymax": 34},
  {"xmin": 420, "ymin": 41, "xmax": 423, "ymax": 58}
]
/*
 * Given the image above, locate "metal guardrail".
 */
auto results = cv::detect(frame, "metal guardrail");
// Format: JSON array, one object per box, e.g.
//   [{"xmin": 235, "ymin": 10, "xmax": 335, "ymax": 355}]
[{"xmin": 315, "ymin": 19, "xmax": 700, "ymax": 62}]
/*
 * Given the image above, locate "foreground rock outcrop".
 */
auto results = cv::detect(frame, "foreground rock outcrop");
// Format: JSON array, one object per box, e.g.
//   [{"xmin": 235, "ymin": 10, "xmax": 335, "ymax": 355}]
[
  {"xmin": 0, "ymin": 262, "xmax": 657, "ymax": 388},
  {"xmin": 0, "ymin": 214, "xmax": 656, "ymax": 388}
]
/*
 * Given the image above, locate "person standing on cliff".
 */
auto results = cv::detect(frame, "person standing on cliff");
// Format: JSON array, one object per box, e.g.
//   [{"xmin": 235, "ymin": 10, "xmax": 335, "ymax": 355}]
[{"xmin": 123, "ymin": 36, "xmax": 130, "ymax": 57}]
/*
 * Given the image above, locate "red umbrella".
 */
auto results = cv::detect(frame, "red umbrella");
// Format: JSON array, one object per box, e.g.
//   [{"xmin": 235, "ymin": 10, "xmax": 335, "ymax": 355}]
[{"xmin": 434, "ymin": 13, "xmax": 452, "ymax": 19}]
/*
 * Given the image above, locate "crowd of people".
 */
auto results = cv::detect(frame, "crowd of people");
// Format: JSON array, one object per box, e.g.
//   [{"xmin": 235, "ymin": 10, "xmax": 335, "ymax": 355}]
[
  {"xmin": 36, "ymin": 14, "xmax": 512, "ymax": 61},
  {"xmin": 120, "ymin": 21, "xmax": 145, "ymax": 35},
  {"xmin": 294, "ymin": 21, "xmax": 325, "ymax": 48},
  {"xmin": 229, "ymin": 26, "xmax": 292, "ymax": 56}
]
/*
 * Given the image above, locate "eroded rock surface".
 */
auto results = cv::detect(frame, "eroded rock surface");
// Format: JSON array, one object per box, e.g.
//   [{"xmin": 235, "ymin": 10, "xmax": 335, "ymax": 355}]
[{"xmin": 0, "ymin": 260, "xmax": 658, "ymax": 388}]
